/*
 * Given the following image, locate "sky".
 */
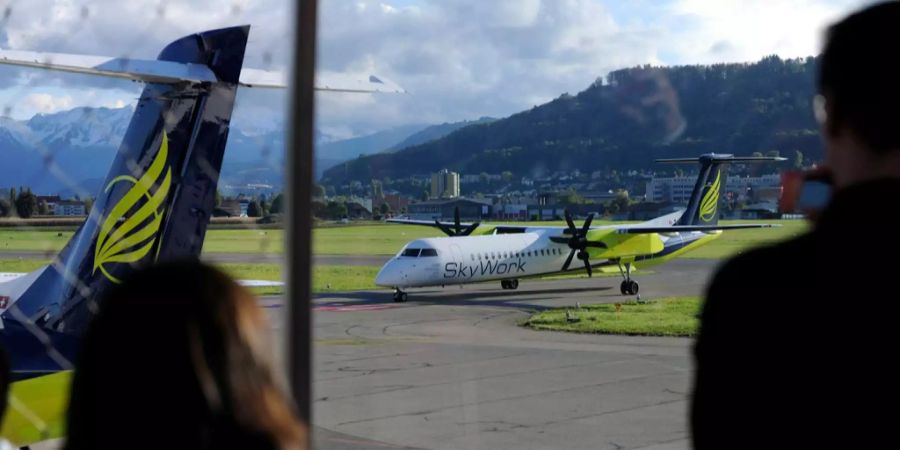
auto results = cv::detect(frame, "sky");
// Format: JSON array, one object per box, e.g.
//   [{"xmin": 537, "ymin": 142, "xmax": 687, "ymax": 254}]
[{"xmin": 0, "ymin": 0, "xmax": 878, "ymax": 138}]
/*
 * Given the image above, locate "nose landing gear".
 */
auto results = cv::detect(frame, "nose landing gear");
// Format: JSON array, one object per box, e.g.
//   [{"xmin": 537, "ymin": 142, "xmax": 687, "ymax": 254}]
[
  {"xmin": 500, "ymin": 279, "xmax": 520, "ymax": 290},
  {"xmin": 393, "ymin": 288, "xmax": 408, "ymax": 302}
]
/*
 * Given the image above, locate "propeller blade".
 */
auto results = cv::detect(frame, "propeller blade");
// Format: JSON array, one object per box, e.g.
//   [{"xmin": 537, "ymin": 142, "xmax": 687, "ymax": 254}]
[
  {"xmin": 583, "ymin": 258, "xmax": 592, "ymax": 278},
  {"xmin": 584, "ymin": 241, "xmax": 607, "ymax": 248},
  {"xmin": 564, "ymin": 209, "xmax": 576, "ymax": 232},
  {"xmin": 435, "ymin": 220, "xmax": 455, "ymax": 236},
  {"xmin": 549, "ymin": 236, "xmax": 571, "ymax": 244},
  {"xmin": 462, "ymin": 222, "xmax": 480, "ymax": 236},
  {"xmin": 581, "ymin": 213, "xmax": 594, "ymax": 234},
  {"xmin": 562, "ymin": 249, "xmax": 576, "ymax": 271}
]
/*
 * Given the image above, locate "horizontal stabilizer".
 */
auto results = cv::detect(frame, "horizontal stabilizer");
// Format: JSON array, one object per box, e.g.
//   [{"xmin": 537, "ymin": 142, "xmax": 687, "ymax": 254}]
[
  {"xmin": 656, "ymin": 153, "xmax": 787, "ymax": 164},
  {"xmin": 618, "ymin": 224, "xmax": 781, "ymax": 234},
  {"xmin": 0, "ymin": 49, "xmax": 405, "ymax": 92},
  {"xmin": 0, "ymin": 49, "xmax": 217, "ymax": 84}
]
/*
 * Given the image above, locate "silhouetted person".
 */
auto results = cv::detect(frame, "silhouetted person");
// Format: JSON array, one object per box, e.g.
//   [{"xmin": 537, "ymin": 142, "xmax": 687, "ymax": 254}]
[
  {"xmin": 692, "ymin": 2, "xmax": 900, "ymax": 448},
  {"xmin": 64, "ymin": 261, "xmax": 305, "ymax": 450}
]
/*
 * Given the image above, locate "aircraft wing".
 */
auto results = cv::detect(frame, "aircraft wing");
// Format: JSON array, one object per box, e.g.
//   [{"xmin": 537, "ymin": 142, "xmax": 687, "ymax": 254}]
[
  {"xmin": 386, "ymin": 218, "xmax": 529, "ymax": 234},
  {"xmin": 616, "ymin": 224, "xmax": 781, "ymax": 234},
  {"xmin": 0, "ymin": 49, "xmax": 405, "ymax": 92}
]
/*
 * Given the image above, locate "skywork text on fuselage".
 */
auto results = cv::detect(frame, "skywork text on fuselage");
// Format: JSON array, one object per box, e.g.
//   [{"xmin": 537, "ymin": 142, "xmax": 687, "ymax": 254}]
[{"xmin": 444, "ymin": 259, "xmax": 526, "ymax": 279}]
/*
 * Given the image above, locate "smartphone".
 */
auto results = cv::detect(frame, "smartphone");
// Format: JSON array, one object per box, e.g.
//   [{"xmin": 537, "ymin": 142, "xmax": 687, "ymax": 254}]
[
  {"xmin": 796, "ymin": 179, "xmax": 832, "ymax": 210},
  {"xmin": 779, "ymin": 170, "xmax": 833, "ymax": 215}
]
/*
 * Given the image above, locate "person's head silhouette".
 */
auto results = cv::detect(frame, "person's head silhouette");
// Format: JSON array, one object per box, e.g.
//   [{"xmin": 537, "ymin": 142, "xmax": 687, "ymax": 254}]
[{"xmin": 64, "ymin": 261, "xmax": 304, "ymax": 450}]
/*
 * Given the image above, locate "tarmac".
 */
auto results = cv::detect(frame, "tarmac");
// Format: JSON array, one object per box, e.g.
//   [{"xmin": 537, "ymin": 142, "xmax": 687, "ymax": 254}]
[
  {"xmin": 291, "ymin": 258, "xmax": 718, "ymax": 450},
  {"xmin": 14, "ymin": 253, "xmax": 720, "ymax": 450}
]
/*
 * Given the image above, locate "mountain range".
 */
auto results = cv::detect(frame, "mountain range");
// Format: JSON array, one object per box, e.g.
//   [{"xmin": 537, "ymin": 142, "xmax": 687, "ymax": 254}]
[
  {"xmin": 321, "ymin": 55, "xmax": 823, "ymax": 186},
  {"xmin": 0, "ymin": 105, "xmax": 497, "ymax": 196}
]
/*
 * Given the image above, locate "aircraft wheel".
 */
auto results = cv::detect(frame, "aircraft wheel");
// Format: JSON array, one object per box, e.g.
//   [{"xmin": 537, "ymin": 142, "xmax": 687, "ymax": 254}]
[
  {"xmin": 620, "ymin": 280, "xmax": 629, "ymax": 295},
  {"xmin": 393, "ymin": 290, "xmax": 408, "ymax": 302},
  {"xmin": 501, "ymin": 280, "xmax": 509, "ymax": 290},
  {"xmin": 628, "ymin": 281, "xmax": 639, "ymax": 295},
  {"xmin": 509, "ymin": 279, "xmax": 519, "ymax": 290},
  {"xmin": 400, "ymin": 292, "xmax": 408, "ymax": 302}
]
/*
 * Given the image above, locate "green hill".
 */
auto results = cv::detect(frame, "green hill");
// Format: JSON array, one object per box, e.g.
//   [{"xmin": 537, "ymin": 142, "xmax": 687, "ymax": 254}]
[{"xmin": 322, "ymin": 55, "xmax": 820, "ymax": 185}]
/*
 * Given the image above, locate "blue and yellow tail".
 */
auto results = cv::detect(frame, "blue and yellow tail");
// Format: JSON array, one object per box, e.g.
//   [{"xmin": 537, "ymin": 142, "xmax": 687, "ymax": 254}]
[
  {"xmin": 658, "ymin": 154, "xmax": 783, "ymax": 226},
  {"xmin": 1, "ymin": 26, "xmax": 250, "ymax": 379}
]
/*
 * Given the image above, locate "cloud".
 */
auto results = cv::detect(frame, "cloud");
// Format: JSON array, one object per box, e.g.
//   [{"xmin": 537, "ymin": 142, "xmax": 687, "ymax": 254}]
[
  {"xmin": 22, "ymin": 93, "xmax": 74, "ymax": 114},
  {"xmin": 0, "ymin": 0, "xmax": 880, "ymax": 136}
]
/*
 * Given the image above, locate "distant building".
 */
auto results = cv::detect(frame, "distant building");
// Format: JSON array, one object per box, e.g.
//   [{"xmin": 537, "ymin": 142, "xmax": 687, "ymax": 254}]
[
  {"xmin": 380, "ymin": 194, "xmax": 409, "ymax": 213},
  {"xmin": 36, "ymin": 195, "xmax": 62, "ymax": 214},
  {"xmin": 55, "ymin": 200, "xmax": 86, "ymax": 216},
  {"xmin": 526, "ymin": 204, "xmax": 604, "ymax": 221},
  {"xmin": 431, "ymin": 169, "xmax": 460, "ymax": 199},
  {"xmin": 345, "ymin": 201, "xmax": 373, "ymax": 219},
  {"xmin": 371, "ymin": 179, "xmax": 384, "ymax": 205},
  {"xmin": 407, "ymin": 198, "xmax": 491, "ymax": 221},
  {"xmin": 646, "ymin": 173, "xmax": 781, "ymax": 204},
  {"xmin": 214, "ymin": 199, "xmax": 243, "ymax": 217}
]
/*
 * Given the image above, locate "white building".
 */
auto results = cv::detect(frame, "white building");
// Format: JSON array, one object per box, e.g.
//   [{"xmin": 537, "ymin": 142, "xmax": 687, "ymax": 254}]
[
  {"xmin": 431, "ymin": 169, "xmax": 460, "ymax": 198},
  {"xmin": 646, "ymin": 173, "xmax": 781, "ymax": 204}
]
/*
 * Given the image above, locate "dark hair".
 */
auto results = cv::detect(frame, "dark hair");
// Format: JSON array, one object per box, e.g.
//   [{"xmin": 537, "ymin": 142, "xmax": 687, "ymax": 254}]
[
  {"xmin": 0, "ymin": 345, "xmax": 9, "ymax": 425},
  {"xmin": 819, "ymin": 1, "xmax": 900, "ymax": 153},
  {"xmin": 64, "ymin": 260, "xmax": 304, "ymax": 450}
]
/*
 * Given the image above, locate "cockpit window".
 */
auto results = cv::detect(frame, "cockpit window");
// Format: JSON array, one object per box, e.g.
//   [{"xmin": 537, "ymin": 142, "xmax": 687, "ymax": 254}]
[
  {"xmin": 420, "ymin": 248, "xmax": 438, "ymax": 257},
  {"xmin": 402, "ymin": 248, "xmax": 421, "ymax": 257}
]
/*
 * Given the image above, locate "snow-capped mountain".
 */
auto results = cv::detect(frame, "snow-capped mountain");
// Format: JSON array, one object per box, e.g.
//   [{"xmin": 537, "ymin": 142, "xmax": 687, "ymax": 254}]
[
  {"xmin": 0, "ymin": 106, "xmax": 285, "ymax": 195},
  {"xmin": 27, "ymin": 106, "xmax": 133, "ymax": 148}
]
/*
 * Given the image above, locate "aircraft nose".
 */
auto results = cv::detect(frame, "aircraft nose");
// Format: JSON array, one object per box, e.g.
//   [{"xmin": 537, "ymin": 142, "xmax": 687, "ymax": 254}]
[{"xmin": 375, "ymin": 261, "xmax": 402, "ymax": 287}]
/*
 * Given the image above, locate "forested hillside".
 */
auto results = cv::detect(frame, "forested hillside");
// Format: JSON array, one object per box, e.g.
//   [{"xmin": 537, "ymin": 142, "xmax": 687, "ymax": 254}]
[{"xmin": 322, "ymin": 56, "xmax": 820, "ymax": 184}]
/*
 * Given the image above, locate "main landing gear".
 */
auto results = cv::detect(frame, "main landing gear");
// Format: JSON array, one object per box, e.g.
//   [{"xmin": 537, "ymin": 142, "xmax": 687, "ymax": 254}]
[
  {"xmin": 393, "ymin": 288, "xmax": 408, "ymax": 303},
  {"xmin": 501, "ymin": 279, "xmax": 519, "ymax": 290},
  {"xmin": 618, "ymin": 262, "xmax": 639, "ymax": 296}
]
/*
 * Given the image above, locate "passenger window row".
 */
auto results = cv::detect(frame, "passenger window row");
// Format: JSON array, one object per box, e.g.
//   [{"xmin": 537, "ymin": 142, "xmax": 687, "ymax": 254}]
[{"xmin": 468, "ymin": 247, "xmax": 562, "ymax": 261}]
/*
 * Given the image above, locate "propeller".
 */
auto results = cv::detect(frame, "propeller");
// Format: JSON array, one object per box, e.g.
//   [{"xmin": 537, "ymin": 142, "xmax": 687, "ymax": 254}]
[
  {"xmin": 435, "ymin": 206, "xmax": 480, "ymax": 236},
  {"xmin": 549, "ymin": 209, "xmax": 606, "ymax": 277}
]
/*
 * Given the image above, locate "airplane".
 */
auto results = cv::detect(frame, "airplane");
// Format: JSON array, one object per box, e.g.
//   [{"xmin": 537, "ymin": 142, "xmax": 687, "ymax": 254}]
[
  {"xmin": 0, "ymin": 25, "xmax": 400, "ymax": 445},
  {"xmin": 377, "ymin": 154, "xmax": 785, "ymax": 302}
]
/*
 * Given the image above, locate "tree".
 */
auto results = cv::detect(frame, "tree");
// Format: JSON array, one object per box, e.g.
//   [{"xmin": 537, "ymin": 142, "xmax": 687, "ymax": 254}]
[
  {"xmin": 260, "ymin": 199, "xmax": 270, "ymax": 216},
  {"xmin": 247, "ymin": 200, "xmax": 262, "ymax": 217},
  {"xmin": 421, "ymin": 190, "xmax": 429, "ymax": 202},
  {"xmin": 270, "ymin": 193, "xmax": 285, "ymax": 214},
  {"xmin": 610, "ymin": 190, "xmax": 631, "ymax": 215},
  {"xmin": 215, "ymin": 190, "xmax": 223, "ymax": 207},
  {"xmin": 379, "ymin": 202, "xmax": 390, "ymax": 216},
  {"xmin": 325, "ymin": 201, "xmax": 348, "ymax": 219},
  {"xmin": 8, "ymin": 188, "xmax": 16, "ymax": 213},
  {"xmin": 0, "ymin": 199, "xmax": 10, "ymax": 217},
  {"xmin": 15, "ymin": 189, "xmax": 37, "ymax": 218},
  {"xmin": 501, "ymin": 171, "xmax": 513, "ymax": 182},
  {"xmin": 83, "ymin": 197, "xmax": 94, "ymax": 215},
  {"xmin": 38, "ymin": 200, "xmax": 49, "ymax": 216},
  {"xmin": 313, "ymin": 184, "xmax": 326, "ymax": 199}
]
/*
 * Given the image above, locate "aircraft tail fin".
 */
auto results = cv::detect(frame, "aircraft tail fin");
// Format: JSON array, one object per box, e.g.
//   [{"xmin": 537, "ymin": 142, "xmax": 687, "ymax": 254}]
[
  {"xmin": 7, "ymin": 26, "xmax": 250, "ymax": 342},
  {"xmin": 657, "ymin": 154, "xmax": 786, "ymax": 226}
]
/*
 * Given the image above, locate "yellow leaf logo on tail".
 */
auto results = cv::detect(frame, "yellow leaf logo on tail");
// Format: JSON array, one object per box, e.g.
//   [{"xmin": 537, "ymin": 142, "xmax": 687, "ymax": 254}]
[
  {"xmin": 93, "ymin": 131, "xmax": 172, "ymax": 283},
  {"xmin": 699, "ymin": 170, "xmax": 721, "ymax": 222}
]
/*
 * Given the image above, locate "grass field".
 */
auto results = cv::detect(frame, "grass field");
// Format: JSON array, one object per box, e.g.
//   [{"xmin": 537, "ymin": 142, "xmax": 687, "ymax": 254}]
[
  {"xmin": 0, "ymin": 220, "xmax": 808, "ymax": 260},
  {"xmin": 0, "ymin": 259, "xmax": 378, "ymax": 294},
  {"xmin": 522, "ymin": 297, "xmax": 702, "ymax": 336}
]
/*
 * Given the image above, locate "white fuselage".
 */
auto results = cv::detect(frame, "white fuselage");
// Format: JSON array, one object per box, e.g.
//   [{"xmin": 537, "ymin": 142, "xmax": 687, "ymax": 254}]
[{"xmin": 376, "ymin": 230, "xmax": 594, "ymax": 288}]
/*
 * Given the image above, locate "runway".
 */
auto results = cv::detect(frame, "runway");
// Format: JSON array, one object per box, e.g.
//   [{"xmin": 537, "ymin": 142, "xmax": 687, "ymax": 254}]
[{"xmin": 269, "ymin": 258, "xmax": 721, "ymax": 450}]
